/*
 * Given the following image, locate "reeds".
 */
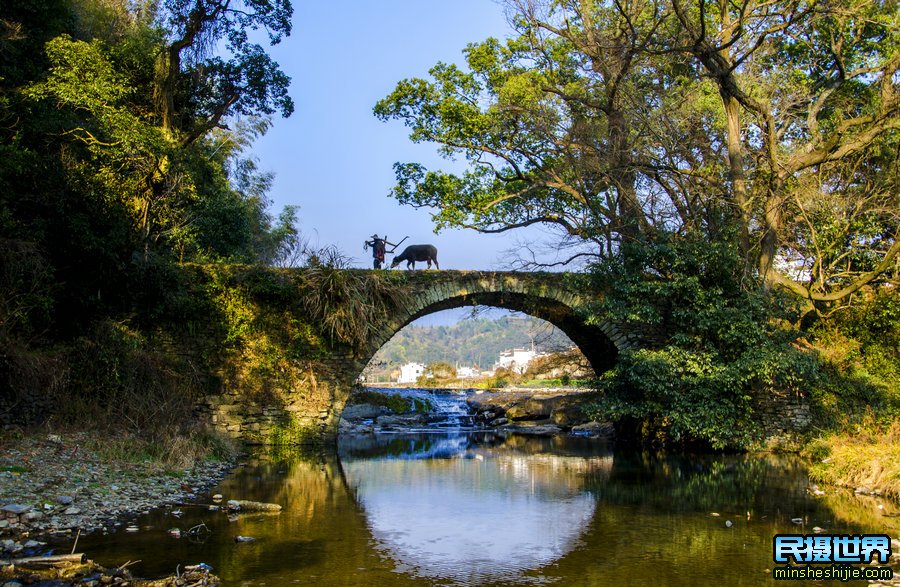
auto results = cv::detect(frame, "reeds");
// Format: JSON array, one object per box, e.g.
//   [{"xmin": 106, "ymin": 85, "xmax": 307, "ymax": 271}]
[{"xmin": 807, "ymin": 415, "xmax": 900, "ymax": 500}]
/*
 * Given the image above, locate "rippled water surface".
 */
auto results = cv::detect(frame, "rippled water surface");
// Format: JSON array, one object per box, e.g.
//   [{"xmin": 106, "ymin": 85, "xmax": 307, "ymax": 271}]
[{"xmin": 79, "ymin": 431, "xmax": 899, "ymax": 586}]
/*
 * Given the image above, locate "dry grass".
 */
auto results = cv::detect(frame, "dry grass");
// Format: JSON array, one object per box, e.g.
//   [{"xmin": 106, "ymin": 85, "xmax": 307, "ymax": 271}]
[
  {"xmin": 299, "ymin": 250, "xmax": 408, "ymax": 350},
  {"xmin": 2, "ymin": 319, "xmax": 240, "ymax": 471},
  {"xmin": 807, "ymin": 417, "xmax": 900, "ymax": 500},
  {"xmin": 80, "ymin": 425, "xmax": 240, "ymax": 471}
]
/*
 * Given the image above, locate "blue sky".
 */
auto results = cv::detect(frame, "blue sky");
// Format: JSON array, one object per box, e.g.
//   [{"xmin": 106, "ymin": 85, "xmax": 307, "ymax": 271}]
[{"xmin": 249, "ymin": 0, "xmax": 551, "ymax": 272}]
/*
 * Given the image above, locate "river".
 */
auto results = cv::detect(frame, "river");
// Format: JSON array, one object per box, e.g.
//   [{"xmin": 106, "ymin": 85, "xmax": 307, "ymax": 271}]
[{"xmin": 78, "ymin": 390, "xmax": 899, "ymax": 586}]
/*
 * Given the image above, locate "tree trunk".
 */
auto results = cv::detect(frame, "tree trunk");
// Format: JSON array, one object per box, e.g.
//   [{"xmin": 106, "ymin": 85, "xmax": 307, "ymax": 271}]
[
  {"xmin": 1, "ymin": 553, "xmax": 87, "ymax": 568},
  {"xmin": 759, "ymin": 189, "xmax": 782, "ymax": 287},
  {"xmin": 154, "ymin": 47, "xmax": 179, "ymax": 137},
  {"xmin": 608, "ymin": 109, "xmax": 642, "ymax": 243},
  {"xmin": 722, "ymin": 93, "xmax": 751, "ymax": 262}
]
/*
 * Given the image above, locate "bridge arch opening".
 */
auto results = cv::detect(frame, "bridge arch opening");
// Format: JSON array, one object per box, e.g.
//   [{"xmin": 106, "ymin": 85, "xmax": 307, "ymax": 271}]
[
  {"xmin": 317, "ymin": 271, "xmax": 626, "ymax": 436},
  {"xmin": 360, "ymin": 306, "xmax": 594, "ymax": 386},
  {"xmin": 333, "ymin": 278, "xmax": 620, "ymax": 427},
  {"xmin": 356, "ymin": 289, "xmax": 618, "ymax": 382}
]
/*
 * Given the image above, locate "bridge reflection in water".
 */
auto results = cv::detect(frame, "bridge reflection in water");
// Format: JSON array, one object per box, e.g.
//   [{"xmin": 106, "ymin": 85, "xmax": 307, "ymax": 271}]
[
  {"xmin": 79, "ymin": 432, "xmax": 898, "ymax": 586},
  {"xmin": 339, "ymin": 432, "xmax": 611, "ymax": 584}
]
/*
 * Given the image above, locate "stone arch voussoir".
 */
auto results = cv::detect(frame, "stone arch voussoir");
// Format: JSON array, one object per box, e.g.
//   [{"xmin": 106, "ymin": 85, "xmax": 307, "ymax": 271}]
[{"xmin": 357, "ymin": 271, "xmax": 617, "ymax": 387}]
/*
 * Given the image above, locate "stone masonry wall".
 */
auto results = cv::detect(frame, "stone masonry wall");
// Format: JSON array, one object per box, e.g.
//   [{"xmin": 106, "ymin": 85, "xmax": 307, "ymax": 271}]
[
  {"xmin": 192, "ymin": 269, "xmax": 617, "ymax": 444},
  {"xmin": 754, "ymin": 389, "xmax": 813, "ymax": 442}
]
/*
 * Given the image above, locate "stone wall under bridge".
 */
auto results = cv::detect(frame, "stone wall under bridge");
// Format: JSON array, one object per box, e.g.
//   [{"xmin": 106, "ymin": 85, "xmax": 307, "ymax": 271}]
[{"xmin": 191, "ymin": 268, "xmax": 810, "ymax": 445}]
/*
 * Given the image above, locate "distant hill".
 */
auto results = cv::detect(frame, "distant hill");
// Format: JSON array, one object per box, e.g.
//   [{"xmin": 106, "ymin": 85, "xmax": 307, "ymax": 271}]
[{"xmin": 371, "ymin": 316, "xmax": 574, "ymax": 369}]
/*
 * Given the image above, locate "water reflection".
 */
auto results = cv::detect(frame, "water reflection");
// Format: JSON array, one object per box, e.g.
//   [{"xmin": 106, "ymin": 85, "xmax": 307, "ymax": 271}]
[
  {"xmin": 339, "ymin": 432, "xmax": 610, "ymax": 584},
  {"xmin": 76, "ymin": 433, "xmax": 897, "ymax": 586}
]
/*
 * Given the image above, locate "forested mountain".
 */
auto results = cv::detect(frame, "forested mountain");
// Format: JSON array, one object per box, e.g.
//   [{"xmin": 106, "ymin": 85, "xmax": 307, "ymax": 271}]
[{"xmin": 371, "ymin": 316, "xmax": 574, "ymax": 368}]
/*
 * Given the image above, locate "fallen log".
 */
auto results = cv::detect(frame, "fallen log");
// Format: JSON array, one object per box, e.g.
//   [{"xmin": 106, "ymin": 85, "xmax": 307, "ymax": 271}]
[
  {"xmin": 0, "ymin": 552, "xmax": 86, "ymax": 568},
  {"xmin": 1, "ymin": 555, "xmax": 222, "ymax": 585},
  {"xmin": 226, "ymin": 499, "xmax": 281, "ymax": 512}
]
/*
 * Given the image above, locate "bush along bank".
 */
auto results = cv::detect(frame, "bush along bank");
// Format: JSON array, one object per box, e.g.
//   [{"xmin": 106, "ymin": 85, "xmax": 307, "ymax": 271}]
[
  {"xmin": 578, "ymin": 236, "xmax": 823, "ymax": 451},
  {"xmin": 576, "ymin": 236, "xmax": 899, "ymax": 495},
  {"xmin": 799, "ymin": 289, "xmax": 900, "ymax": 501}
]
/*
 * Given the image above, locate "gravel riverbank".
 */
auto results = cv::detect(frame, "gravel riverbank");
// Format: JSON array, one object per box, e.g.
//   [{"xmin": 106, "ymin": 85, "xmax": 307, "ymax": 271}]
[{"xmin": 0, "ymin": 432, "xmax": 234, "ymax": 559}]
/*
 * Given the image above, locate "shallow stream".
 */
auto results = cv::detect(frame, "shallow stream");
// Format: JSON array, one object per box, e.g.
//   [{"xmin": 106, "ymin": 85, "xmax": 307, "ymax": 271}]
[{"xmin": 77, "ymin": 427, "xmax": 900, "ymax": 586}]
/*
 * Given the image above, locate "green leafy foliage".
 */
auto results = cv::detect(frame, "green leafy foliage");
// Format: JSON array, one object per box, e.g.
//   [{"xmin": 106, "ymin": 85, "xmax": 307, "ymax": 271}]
[
  {"xmin": 478, "ymin": 368, "xmax": 510, "ymax": 390},
  {"xmin": 807, "ymin": 289, "xmax": 900, "ymax": 427},
  {"xmin": 584, "ymin": 233, "xmax": 820, "ymax": 449},
  {"xmin": 0, "ymin": 0, "xmax": 299, "ymax": 341},
  {"xmin": 415, "ymin": 361, "xmax": 456, "ymax": 387},
  {"xmin": 0, "ymin": 0, "xmax": 302, "ymax": 440},
  {"xmin": 376, "ymin": 0, "xmax": 899, "ymax": 305}
]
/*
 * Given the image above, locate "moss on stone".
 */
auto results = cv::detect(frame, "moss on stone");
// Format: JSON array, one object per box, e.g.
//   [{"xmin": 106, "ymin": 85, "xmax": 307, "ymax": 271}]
[{"xmin": 266, "ymin": 417, "xmax": 324, "ymax": 446}]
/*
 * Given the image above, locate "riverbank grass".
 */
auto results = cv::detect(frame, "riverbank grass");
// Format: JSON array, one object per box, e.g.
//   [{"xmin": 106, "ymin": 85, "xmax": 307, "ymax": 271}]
[
  {"xmin": 83, "ymin": 427, "xmax": 240, "ymax": 471},
  {"xmin": 1, "ymin": 425, "xmax": 240, "ymax": 474},
  {"xmin": 805, "ymin": 418, "xmax": 900, "ymax": 501}
]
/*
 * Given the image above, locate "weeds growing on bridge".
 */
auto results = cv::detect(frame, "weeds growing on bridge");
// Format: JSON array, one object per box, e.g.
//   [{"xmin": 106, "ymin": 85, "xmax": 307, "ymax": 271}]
[{"xmin": 299, "ymin": 250, "xmax": 411, "ymax": 350}]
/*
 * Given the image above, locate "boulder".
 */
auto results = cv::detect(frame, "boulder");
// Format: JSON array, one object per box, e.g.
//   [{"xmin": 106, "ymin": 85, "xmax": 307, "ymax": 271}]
[
  {"xmin": 550, "ymin": 405, "xmax": 588, "ymax": 427},
  {"xmin": 1, "ymin": 505, "xmax": 31, "ymax": 516},
  {"xmin": 570, "ymin": 421, "xmax": 615, "ymax": 439},
  {"xmin": 502, "ymin": 424, "xmax": 563, "ymax": 437},
  {"xmin": 376, "ymin": 413, "xmax": 426, "ymax": 429},
  {"xmin": 226, "ymin": 500, "xmax": 282, "ymax": 512},
  {"xmin": 466, "ymin": 392, "xmax": 525, "ymax": 413},
  {"xmin": 506, "ymin": 399, "xmax": 551, "ymax": 421},
  {"xmin": 474, "ymin": 408, "xmax": 504, "ymax": 423},
  {"xmin": 341, "ymin": 403, "xmax": 394, "ymax": 421}
]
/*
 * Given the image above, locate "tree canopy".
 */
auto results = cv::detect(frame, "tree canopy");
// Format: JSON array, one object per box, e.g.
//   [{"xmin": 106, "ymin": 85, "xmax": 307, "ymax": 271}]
[
  {"xmin": 376, "ymin": 0, "xmax": 899, "ymax": 308},
  {"xmin": 0, "ymin": 0, "xmax": 299, "ymax": 336}
]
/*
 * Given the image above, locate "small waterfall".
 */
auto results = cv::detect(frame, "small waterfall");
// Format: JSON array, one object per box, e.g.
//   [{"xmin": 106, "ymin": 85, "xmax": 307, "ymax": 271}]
[
  {"xmin": 374, "ymin": 387, "xmax": 476, "ymax": 430},
  {"xmin": 422, "ymin": 389, "xmax": 475, "ymax": 429}
]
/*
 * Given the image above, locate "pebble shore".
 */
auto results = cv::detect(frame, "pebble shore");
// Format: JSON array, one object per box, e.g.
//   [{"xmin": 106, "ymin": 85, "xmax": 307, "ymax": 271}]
[{"xmin": 0, "ymin": 433, "xmax": 234, "ymax": 559}]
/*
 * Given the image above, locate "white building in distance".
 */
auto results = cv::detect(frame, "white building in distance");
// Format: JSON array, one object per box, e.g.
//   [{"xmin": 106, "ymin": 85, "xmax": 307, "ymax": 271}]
[
  {"xmin": 456, "ymin": 366, "xmax": 478, "ymax": 379},
  {"xmin": 397, "ymin": 362, "xmax": 426, "ymax": 384},
  {"xmin": 496, "ymin": 348, "xmax": 545, "ymax": 374}
]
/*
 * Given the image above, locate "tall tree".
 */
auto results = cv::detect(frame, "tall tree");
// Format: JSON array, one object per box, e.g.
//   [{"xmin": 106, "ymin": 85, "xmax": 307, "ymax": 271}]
[
  {"xmin": 377, "ymin": 0, "xmax": 899, "ymax": 309},
  {"xmin": 667, "ymin": 0, "xmax": 899, "ymax": 304},
  {"xmin": 1, "ymin": 0, "xmax": 299, "ymax": 332},
  {"xmin": 152, "ymin": 0, "xmax": 293, "ymax": 144},
  {"xmin": 375, "ymin": 0, "xmax": 682, "ymax": 261},
  {"xmin": 147, "ymin": 0, "xmax": 294, "ymax": 250}
]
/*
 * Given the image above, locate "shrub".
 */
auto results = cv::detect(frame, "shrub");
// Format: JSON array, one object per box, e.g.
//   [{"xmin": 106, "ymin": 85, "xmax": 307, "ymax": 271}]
[{"xmin": 583, "ymin": 232, "xmax": 818, "ymax": 449}]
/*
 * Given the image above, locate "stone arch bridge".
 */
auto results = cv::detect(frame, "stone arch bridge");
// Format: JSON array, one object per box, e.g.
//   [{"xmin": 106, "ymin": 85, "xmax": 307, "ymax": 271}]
[
  {"xmin": 198, "ymin": 269, "xmax": 652, "ymax": 444},
  {"xmin": 195, "ymin": 267, "xmax": 807, "ymax": 444},
  {"xmin": 356, "ymin": 270, "xmax": 639, "ymax": 373}
]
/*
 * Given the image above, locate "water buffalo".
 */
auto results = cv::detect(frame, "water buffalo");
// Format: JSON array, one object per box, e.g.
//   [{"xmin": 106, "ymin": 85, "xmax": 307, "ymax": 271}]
[{"xmin": 390, "ymin": 244, "xmax": 439, "ymax": 270}]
